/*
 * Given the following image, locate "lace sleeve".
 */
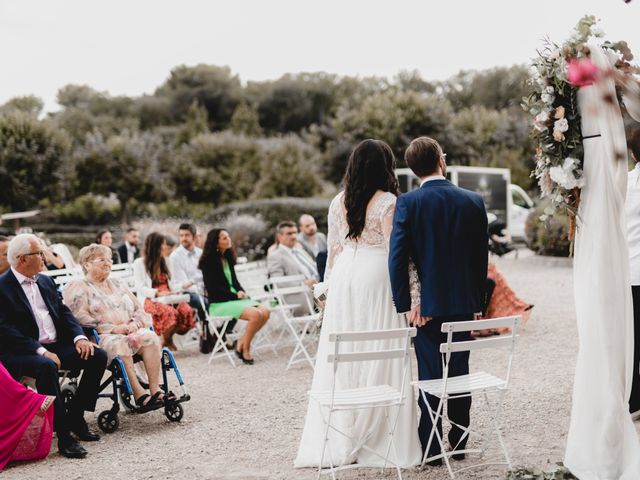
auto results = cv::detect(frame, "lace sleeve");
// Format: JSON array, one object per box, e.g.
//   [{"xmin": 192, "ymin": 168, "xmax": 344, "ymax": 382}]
[
  {"xmin": 63, "ymin": 281, "xmax": 98, "ymax": 328},
  {"xmin": 382, "ymin": 195, "xmax": 421, "ymax": 310},
  {"xmin": 324, "ymin": 194, "xmax": 344, "ymax": 283}
]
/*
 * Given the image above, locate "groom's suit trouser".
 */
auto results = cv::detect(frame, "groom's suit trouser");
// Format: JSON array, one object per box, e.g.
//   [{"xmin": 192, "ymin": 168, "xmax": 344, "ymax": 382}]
[
  {"xmin": 414, "ymin": 314, "xmax": 472, "ymax": 456},
  {"xmin": 630, "ymin": 286, "xmax": 640, "ymax": 413}
]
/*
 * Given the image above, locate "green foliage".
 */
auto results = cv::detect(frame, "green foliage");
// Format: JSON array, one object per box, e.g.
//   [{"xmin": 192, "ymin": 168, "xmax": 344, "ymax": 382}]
[
  {"xmin": 0, "ymin": 112, "xmax": 71, "ymax": 210},
  {"xmin": 525, "ymin": 198, "xmax": 571, "ymax": 257},
  {"xmin": 155, "ymin": 64, "xmax": 242, "ymax": 130},
  {"xmin": 507, "ymin": 464, "xmax": 577, "ymax": 479},
  {"xmin": 229, "ymin": 102, "xmax": 263, "ymax": 136},
  {"xmin": 176, "ymin": 100, "xmax": 210, "ymax": 145},
  {"xmin": 0, "ymin": 95, "xmax": 44, "ymax": 117},
  {"xmin": 39, "ymin": 193, "xmax": 120, "ymax": 225}
]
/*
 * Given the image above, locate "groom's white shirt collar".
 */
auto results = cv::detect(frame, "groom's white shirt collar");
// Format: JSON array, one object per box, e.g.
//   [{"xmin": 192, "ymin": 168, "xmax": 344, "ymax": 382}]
[{"xmin": 420, "ymin": 175, "xmax": 445, "ymax": 187}]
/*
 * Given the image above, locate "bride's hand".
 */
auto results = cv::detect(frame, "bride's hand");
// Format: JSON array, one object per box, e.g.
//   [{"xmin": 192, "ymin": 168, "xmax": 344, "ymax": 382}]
[{"xmin": 407, "ymin": 305, "xmax": 421, "ymax": 326}]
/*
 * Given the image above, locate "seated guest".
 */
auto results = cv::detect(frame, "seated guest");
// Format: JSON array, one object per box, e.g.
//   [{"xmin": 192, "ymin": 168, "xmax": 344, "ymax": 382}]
[
  {"xmin": 199, "ymin": 229, "xmax": 270, "ymax": 365},
  {"xmin": 0, "ymin": 234, "xmax": 108, "ymax": 459},
  {"xmin": 133, "ymin": 232, "xmax": 194, "ymax": 351},
  {"xmin": 63, "ymin": 244, "xmax": 164, "ymax": 410},
  {"xmin": 0, "ymin": 235, "xmax": 9, "ymax": 275},
  {"xmin": 96, "ymin": 229, "xmax": 121, "ymax": 264},
  {"xmin": 0, "ymin": 361, "xmax": 54, "ymax": 470},
  {"xmin": 40, "ymin": 239, "xmax": 65, "ymax": 270},
  {"xmin": 268, "ymin": 221, "xmax": 318, "ymax": 314},
  {"xmin": 169, "ymin": 223, "xmax": 207, "ymax": 323},
  {"xmin": 475, "ymin": 262, "xmax": 534, "ymax": 336},
  {"xmin": 297, "ymin": 214, "xmax": 327, "ymax": 260},
  {"xmin": 117, "ymin": 227, "xmax": 140, "ymax": 264}
]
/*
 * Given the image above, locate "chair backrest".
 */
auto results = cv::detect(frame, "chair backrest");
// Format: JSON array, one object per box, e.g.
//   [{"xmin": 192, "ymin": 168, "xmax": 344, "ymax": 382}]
[
  {"xmin": 440, "ymin": 315, "xmax": 520, "ymax": 388},
  {"xmin": 271, "ymin": 284, "xmax": 316, "ymax": 315},
  {"xmin": 269, "ymin": 274, "xmax": 306, "ymax": 288},
  {"xmin": 325, "ymin": 327, "xmax": 417, "ymax": 404}
]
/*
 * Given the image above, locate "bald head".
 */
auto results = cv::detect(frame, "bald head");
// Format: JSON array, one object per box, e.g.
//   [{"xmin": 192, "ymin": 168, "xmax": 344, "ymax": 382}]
[{"xmin": 298, "ymin": 214, "xmax": 317, "ymax": 237}]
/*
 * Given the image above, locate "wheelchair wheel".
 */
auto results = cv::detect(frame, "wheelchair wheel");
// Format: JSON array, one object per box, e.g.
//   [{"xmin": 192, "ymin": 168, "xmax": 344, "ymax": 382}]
[
  {"xmin": 60, "ymin": 383, "xmax": 77, "ymax": 414},
  {"xmin": 97, "ymin": 410, "xmax": 120, "ymax": 433},
  {"xmin": 164, "ymin": 402, "xmax": 183, "ymax": 422}
]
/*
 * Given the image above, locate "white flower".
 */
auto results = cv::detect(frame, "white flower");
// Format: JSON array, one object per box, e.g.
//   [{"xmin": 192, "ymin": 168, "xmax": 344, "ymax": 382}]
[
  {"xmin": 605, "ymin": 49, "xmax": 621, "ymax": 66},
  {"xmin": 544, "ymin": 86, "xmax": 554, "ymax": 94},
  {"xmin": 549, "ymin": 157, "xmax": 585, "ymax": 190},
  {"xmin": 591, "ymin": 27, "xmax": 605, "ymax": 38},
  {"xmin": 536, "ymin": 111, "xmax": 550, "ymax": 123},
  {"xmin": 541, "ymin": 93, "xmax": 555, "ymax": 104},
  {"xmin": 549, "ymin": 49, "xmax": 562, "ymax": 60},
  {"xmin": 554, "ymin": 118, "xmax": 569, "ymax": 133}
]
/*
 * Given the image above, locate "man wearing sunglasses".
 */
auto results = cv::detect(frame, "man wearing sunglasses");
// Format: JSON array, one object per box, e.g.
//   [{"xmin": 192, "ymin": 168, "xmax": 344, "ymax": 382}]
[{"xmin": 0, "ymin": 234, "xmax": 107, "ymax": 459}]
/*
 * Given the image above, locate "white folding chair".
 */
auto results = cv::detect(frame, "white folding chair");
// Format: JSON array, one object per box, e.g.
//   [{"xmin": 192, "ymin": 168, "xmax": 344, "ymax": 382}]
[
  {"xmin": 310, "ymin": 327, "xmax": 417, "ymax": 480},
  {"xmin": 269, "ymin": 277, "xmax": 321, "ymax": 369},
  {"xmin": 197, "ymin": 295, "xmax": 236, "ymax": 367},
  {"xmin": 413, "ymin": 316, "xmax": 520, "ymax": 479}
]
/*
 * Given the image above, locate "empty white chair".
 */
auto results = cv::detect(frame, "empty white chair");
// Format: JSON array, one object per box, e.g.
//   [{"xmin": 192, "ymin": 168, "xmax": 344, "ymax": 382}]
[
  {"xmin": 309, "ymin": 327, "xmax": 417, "ymax": 479},
  {"xmin": 413, "ymin": 316, "xmax": 520, "ymax": 479}
]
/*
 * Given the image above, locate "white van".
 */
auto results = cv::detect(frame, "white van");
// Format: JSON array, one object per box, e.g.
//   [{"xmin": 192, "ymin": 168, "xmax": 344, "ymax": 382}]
[{"xmin": 395, "ymin": 166, "xmax": 534, "ymax": 242}]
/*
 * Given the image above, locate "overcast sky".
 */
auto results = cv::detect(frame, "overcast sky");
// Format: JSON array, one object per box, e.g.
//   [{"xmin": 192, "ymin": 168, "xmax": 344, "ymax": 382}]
[{"xmin": 1, "ymin": 0, "xmax": 639, "ymax": 113}]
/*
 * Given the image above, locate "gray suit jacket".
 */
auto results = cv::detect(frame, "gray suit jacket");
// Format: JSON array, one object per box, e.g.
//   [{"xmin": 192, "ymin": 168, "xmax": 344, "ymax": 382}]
[
  {"xmin": 297, "ymin": 232, "xmax": 327, "ymax": 259},
  {"xmin": 267, "ymin": 247, "xmax": 315, "ymax": 315}
]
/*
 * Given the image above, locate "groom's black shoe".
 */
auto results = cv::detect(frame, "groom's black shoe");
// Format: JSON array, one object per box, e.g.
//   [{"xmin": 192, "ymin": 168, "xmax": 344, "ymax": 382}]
[
  {"xmin": 424, "ymin": 458, "xmax": 442, "ymax": 467},
  {"xmin": 452, "ymin": 452, "xmax": 466, "ymax": 461},
  {"xmin": 58, "ymin": 436, "xmax": 88, "ymax": 459}
]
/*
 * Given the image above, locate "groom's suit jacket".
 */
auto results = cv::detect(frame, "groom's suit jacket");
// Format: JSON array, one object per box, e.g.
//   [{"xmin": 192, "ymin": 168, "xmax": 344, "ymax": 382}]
[
  {"xmin": 0, "ymin": 269, "xmax": 84, "ymax": 355},
  {"xmin": 389, "ymin": 179, "xmax": 488, "ymax": 317}
]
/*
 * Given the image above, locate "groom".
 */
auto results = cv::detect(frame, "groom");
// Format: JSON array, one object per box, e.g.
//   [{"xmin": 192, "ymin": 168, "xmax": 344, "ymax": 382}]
[{"xmin": 389, "ymin": 136, "xmax": 488, "ymax": 464}]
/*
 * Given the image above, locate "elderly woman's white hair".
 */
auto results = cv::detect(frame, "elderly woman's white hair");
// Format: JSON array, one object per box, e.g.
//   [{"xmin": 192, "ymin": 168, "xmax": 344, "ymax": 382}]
[
  {"xmin": 7, "ymin": 233, "xmax": 40, "ymax": 267},
  {"xmin": 78, "ymin": 243, "xmax": 112, "ymax": 274}
]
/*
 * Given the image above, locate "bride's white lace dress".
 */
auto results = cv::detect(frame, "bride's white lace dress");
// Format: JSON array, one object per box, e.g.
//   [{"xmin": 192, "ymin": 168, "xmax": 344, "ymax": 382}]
[
  {"xmin": 565, "ymin": 43, "xmax": 640, "ymax": 479},
  {"xmin": 294, "ymin": 191, "xmax": 421, "ymax": 468}
]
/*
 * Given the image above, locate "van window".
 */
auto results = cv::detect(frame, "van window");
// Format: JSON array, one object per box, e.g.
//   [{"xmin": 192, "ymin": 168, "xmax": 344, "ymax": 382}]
[{"xmin": 512, "ymin": 189, "xmax": 529, "ymax": 208}]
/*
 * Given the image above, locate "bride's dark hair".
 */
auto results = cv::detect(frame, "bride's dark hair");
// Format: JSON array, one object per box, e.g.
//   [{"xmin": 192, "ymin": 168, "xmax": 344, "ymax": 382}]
[{"xmin": 343, "ymin": 139, "xmax": 399, "ymax": 240}]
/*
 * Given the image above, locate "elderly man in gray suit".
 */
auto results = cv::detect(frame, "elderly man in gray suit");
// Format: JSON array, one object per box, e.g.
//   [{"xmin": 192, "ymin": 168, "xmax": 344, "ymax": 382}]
[{"xmin": 268, "ymin": 221, "xmax": 319, "ymax": 315}]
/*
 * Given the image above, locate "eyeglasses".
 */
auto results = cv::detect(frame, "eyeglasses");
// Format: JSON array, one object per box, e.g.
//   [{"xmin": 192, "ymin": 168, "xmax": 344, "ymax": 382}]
[
  {"xmin": 22, "ymin": 251, "xmax": 45, "ymax": 259},
  {"xmin": 91, "ymin": 257, "xmax": 113, "ymax": 264}
]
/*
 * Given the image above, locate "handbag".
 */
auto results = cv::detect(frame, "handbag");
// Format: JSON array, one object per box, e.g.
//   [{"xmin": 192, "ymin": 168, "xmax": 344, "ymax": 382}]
[{"xmin": 198, "ymin": 320, "xmax": 216, "ymax": 354}]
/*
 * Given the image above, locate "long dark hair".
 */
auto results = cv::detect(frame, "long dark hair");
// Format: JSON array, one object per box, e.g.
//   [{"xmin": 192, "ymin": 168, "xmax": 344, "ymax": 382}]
[
  {"xmin": 143, "ymin": 232, "xmax": 170, "ymax": 281},
  {"xmin": 343, "ymin": 139, "xmax": 399, "ymax": 239},
  {"xmin": 96, "ymin": 229, "xmax": 110, "ymax": 244},
  {"xmin": 199, "ymin": 228, "xmax": 236, "ymax": 271}
]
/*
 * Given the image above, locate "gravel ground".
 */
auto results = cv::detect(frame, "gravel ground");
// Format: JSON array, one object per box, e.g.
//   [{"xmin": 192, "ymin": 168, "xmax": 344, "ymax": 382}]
[{"xmin": 4, "ymin": 250, "xmax": 639, "ymax": 479}]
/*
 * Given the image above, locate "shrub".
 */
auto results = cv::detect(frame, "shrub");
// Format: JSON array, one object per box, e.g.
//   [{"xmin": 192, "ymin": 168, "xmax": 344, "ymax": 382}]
[
  {"xmin": 39, "ymin": 193, "xmax": 121, "ymax": 225},
  {"xmin": 525, "ymin": 198, "xmax": 571, "ymax": 257}
]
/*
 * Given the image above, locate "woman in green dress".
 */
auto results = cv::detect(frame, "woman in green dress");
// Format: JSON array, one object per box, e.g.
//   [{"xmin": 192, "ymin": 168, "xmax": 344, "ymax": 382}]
[{"xmin": 199, "ymin": 229, "xmax": 270, "ymax": 365}]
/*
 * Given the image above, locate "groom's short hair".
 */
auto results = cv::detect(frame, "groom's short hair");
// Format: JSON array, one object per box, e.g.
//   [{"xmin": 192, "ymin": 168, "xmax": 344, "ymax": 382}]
[
  {"xmin": 405, "ymin": 137, "xmax": 443, "ymax": 177},
  {"xmin": 629, "ymin": 129, "xmax": 640, "ymax": 163}
]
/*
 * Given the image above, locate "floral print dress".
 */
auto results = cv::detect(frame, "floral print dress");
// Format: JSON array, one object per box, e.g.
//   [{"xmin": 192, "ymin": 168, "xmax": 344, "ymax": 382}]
[
  {"xmin": 63, "ymin": 277, "xmax": 159, "ymax": 362},
  {"xmin": 143, "ymin": 273, "xmax": 195, "ymax": 336}
]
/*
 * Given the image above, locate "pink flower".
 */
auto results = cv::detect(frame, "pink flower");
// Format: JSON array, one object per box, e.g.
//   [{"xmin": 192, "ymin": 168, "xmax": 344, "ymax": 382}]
[
  {"xmin": 128, "ymin": 332, "xmax": 141, "ymax": 349},
  {"xmin": 567, "ymin": 58, "xmax": 600, "ymax": 87}
]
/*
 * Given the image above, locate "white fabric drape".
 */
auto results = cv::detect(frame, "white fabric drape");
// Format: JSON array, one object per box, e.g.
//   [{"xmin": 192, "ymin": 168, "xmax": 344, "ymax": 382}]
[{"xmin": 565, "ymin": 43, "xmax": 640, "ymax": 479}]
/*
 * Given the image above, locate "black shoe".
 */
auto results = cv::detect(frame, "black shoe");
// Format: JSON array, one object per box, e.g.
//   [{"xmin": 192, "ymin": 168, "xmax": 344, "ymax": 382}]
[
  {"xmin": 70, "ymin": 417, "xmax": 101, "ymax": 442},
  {"xmin": 58, "ymin": 437, "xmax": 88, "ymax": 459},
  {"xmin": 235, "ymin": 349, "xmax": 254, "ymax": 365},
  {"xmin": 424, "ymin": 458, "xmax": 442, "ymax": 467},
  {"xmin": 452, "ymin": 453, "xmax": 466, "ymax": 461}
]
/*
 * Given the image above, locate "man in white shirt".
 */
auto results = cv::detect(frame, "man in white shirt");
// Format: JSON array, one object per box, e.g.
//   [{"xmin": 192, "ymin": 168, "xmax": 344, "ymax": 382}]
[
  {"xmin": 626, "ymin": 129, "xmax": 640, "ymax": 420},
  {"xmin": 169, "ymin": 223, "xmax": 206, "ymax": 321},
  {"xmin": 0, "ymin": 234, "xmax": 108, "ymax": 458}
]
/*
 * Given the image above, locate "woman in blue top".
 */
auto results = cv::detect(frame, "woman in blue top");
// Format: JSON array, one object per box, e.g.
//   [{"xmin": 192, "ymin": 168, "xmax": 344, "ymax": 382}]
[{"xmin": 199, "ymin": 229, "xmax": 270, "ymax": 364}]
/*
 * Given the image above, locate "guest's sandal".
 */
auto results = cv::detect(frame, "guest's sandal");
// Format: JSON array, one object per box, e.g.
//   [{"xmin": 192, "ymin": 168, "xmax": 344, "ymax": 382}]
[{"xmin": 135, "ymin": 392, "xmax": 163, "ymax": 413}]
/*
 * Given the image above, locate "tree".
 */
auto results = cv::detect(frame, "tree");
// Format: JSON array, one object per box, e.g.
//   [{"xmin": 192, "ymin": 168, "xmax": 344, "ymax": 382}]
[
  {"xmin": 176, "ymin": 100, "xmax": 210, "ymax": 145},
  {"xmin": 155, "ymin": 64, "xmax": 242, "ymax": 130},
  {"xmin": 73, "ymin": 131, "xmax": 171, "ymax": 222},
  {"xmin": 0, "ymin": 112, "xmax": 71, "ymax": 210},
  {"xmin": 0, "ymin": 96, "xmax": 44, "ymax": 117},
  {"xmin": 229, "ymin": 102, "xmax": 263, "ymax": 136}
]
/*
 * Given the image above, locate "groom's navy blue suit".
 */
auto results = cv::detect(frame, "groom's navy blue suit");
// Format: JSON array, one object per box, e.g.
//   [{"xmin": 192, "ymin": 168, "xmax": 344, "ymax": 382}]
[{"xmin": 389, "ymin": 178, "xmax": 488, "ymax": 456}]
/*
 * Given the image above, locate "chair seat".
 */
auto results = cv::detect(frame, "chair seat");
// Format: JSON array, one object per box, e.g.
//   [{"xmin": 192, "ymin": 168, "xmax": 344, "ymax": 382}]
[
  {"xmin": 413, "ymin": 371, "xmax": 506, "ymax": 396},
  {"xmin": 310, "ymin": 384, "xmax": 402, "ymax": 407}
]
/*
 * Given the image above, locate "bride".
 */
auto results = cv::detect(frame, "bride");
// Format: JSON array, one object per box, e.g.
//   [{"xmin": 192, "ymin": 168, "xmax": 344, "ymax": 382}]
[{"xmin": 294, "ymin": 139, "xmax": 421, "ymax": 469}]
